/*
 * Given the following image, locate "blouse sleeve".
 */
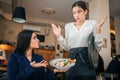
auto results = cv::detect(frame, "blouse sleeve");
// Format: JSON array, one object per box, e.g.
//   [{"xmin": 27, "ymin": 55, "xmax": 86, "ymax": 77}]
[
  {"xmin": 93, "ymin": 21, "xmax": 104, "ymax": 51},
  {"xmin": 57, "ymin": 24, "xmax": 69, "ymax": 51},
  {"xmin": 7, "ymin": 54, "xmax": 35, "ymax": 80}
]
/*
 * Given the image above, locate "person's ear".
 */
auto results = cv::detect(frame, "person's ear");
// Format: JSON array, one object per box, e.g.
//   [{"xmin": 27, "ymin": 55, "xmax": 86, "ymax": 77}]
[{"xmin": 85, "ymin": 9, "xmax": 88, "ymax": 15}]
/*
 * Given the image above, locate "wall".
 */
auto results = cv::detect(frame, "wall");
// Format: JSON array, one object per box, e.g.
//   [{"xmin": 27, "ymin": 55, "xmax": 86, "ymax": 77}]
[
  {"xmin": 0, "ymin": 19, "xmax": 22, "ymax": 42},
  {"xmin": 0, "ymin": 17, "xmax": 3, "ymax": 39},
  {"xmin": 0, "ymin": 18, "xmax": 60, "ymax": 48},
  {"xmin": 115, "ymin": 16, "xmax": 120, "ymax": 54}
]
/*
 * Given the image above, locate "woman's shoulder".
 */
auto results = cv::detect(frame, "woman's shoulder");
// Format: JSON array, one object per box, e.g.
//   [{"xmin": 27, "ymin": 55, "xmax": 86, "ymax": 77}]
[
  {"xmin": 65, "ymin": 22, "xmax": 74, "ymax": 29},
  {"xmin": 9, "ymin": 53, "xmax": 19, "ymax": 58},
  {"xmin": 8, "ymin": 53, "xmax": 21, "ymax": 62},
  {"xmin": 86, "ymin": 20, "xmax": 97, "ymax": 24},
  {"xmin": 65, "ymin": 22, "xmax": 73, "ymax": 26}
]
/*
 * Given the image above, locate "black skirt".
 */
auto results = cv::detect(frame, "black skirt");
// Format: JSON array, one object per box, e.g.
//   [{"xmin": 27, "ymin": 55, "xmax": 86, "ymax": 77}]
[{"xmin": 66, "ymin": 47, "xmax": 96, "ymax": 80}]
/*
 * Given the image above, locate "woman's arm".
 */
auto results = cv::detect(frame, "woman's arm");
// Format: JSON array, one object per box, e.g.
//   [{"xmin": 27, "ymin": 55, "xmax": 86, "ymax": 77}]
[
  {"xmin": 57, "ymin": 35, "xmax": 69, "ymax": 51},
  {"xmin": 34, "ymin": 55, "xmax": 57, "ymax": 80},
  {"xmin": 93, "ymin": 16, "xmax": 107, "ymax": 50},
  {"xmin": 51, "ymin": 23, "xmax": 69, "ymax": 51},
  {"xmin": 93, "ymin": 34, "xmax": 104, "ymax": 51},
  {"xmin": 7, "ymin": 54, "xmax": 35, "ymax": 80}
]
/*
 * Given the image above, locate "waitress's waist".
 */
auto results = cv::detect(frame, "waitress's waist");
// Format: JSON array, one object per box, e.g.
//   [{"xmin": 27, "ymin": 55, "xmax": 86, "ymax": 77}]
[
  {"xmin": 69, "ymin": 45, "xmax": 88, "ymax": 50},
  {"xmin": 69, "ymin": 47, "xmax": 88, "ymax": 63},
  {"xmin": 69, "ymin": 47, "xmax": 88, "ymax": 51}
]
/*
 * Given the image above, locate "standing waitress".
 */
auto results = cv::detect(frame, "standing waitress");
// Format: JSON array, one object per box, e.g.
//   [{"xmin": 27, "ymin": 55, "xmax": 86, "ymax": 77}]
[{"xmin": 51, "ymin": 1, "xmax": 107, "ymax": 80}]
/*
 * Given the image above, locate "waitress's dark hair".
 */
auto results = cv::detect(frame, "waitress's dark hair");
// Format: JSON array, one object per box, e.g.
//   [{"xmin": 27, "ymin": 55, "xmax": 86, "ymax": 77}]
[
  {"xmin": 14, "ymin": 30, "xmax": 34, "ymax": 54},
  {"xmin": 72, "ymin": 1, "xmax": 87, "ymax": 11}
]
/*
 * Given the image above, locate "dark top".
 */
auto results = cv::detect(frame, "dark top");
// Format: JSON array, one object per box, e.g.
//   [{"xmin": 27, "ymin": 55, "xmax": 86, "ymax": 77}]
[{"xmin": 7, "ymin": 52, "xmax": 56, "ymax": 80}]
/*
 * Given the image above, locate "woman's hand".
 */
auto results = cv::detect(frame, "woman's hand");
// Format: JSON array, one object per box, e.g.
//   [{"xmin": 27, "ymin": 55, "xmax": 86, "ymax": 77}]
[
  {"xmin": 51, "ymin": 23, "xmax": 61, "ymax": 38},
  {"xmin": 96, "ymin": 16, "xmax": 107, "ymax": 33},
  {"xmin": 30, "ymin": 60, "xmax": 48, "ymax": 68},
  {"xmin": 53, "ymin": 68, "xmax": 69, "ymax": 73}
]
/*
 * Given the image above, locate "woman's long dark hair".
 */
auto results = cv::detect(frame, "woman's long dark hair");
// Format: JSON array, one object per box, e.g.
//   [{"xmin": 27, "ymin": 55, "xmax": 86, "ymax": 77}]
[
  {"xmin": 72, "ymin": 1, "xmax": 87, "ymax": 10},
  {"xmin": 14, "ymin": 30, "xmax": 34, "ymax": 54}
]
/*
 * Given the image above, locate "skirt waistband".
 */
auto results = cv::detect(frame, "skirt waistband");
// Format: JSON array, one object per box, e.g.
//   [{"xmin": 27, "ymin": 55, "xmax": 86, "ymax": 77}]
[
  {"xmin": 69, "ymin": 47, "xmax": 87, "ymax": 52},
  {"xmin": 69, "ymin": 47, "xmax": 88, "ymax": 64}
]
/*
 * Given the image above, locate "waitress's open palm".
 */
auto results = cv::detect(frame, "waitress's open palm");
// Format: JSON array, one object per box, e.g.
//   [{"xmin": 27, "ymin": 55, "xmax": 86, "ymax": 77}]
[
  {"xmin": 51, "ymin": 23, "xmax": 61, "ymax": 38},
  {"xmin": 95, "ymin": 16, "xmax": 107, "ymax": 33},
  {"xmin": 96, "ymin": 16, "xmax": 107, "ymax": 28}
]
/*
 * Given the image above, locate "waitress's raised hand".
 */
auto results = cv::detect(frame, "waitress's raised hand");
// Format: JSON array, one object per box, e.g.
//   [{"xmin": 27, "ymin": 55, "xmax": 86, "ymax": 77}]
[
  {"xmin": 51, "ymin": 23, "xmax": 61, "ymax": 38},
  {"xmin": 96, "ymin": 16, "xmax": 108, "ymax": 33},
  {"xmin": 96, "ymin": 16, "xmax": 107, "ymax": 27}
]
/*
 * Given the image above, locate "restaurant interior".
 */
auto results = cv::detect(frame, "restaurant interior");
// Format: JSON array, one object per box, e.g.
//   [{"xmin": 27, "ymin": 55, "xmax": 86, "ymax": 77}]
[{"xmin": 0, "ymin": 0, "xmax": 120, "ymax": 80}]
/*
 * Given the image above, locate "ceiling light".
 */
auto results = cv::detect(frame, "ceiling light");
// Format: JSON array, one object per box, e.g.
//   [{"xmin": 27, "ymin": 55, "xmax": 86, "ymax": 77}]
[
  {"xmin": 12, "ymin": 7, "xmax": 26, "ymax": 23},
  {"xmin": 41, "ymin": 7, "xmax": 56, "ymax": 15}
]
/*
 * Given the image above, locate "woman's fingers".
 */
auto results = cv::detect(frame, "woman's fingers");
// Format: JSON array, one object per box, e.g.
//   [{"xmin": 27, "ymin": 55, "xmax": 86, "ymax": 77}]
[
  {"xmin": 54, "ymin": 68, "xmax": 69, "ymax": 73},
  {"xmin": 103, "ymin": 15, "xmax": 107, "ymax": 21},
  {"xmin": 97, "ymin": 15, "xmax": 108, "ymax": 27},
  {"xmin": 51, "ymin": 23, "xmax": 57, "ymax": 30},
  {"xmin": 30, "ymin": 60, "xmax": 48, "ymax": 68},
  {"xmin": 101, "ymin": 15, "xmax": 107, "ymax": 25},
  {"xmin": 39, "ymin": 60, "xmax": 48, "ymax": 67},
  {"xmin": 51, "ymin": 23, "xmax": 61, "ymax": 30},
  {"xmin": 40, "ymin": 60, "xmax": 45, "ymax": 63},
  {"xmin": 30, "ymin": 61, "xmax": 36, "ymax": 65},
  {"xmin": 51, "ymin": 23, "xmax": 61, "ymax": 38},
  {"xmin": 58, "ymin": 25, "xmax": 61, "ymax": 31}
]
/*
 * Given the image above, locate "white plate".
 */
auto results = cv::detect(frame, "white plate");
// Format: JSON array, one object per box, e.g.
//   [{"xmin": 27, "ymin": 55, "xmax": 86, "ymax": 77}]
[{"xmin": 49, "ymin": 58, "xmax": 75, "ymax": 69}]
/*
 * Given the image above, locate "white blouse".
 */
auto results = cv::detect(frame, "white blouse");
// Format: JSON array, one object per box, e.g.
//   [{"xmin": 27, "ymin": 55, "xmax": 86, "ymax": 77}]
[{"xmin": 57, "ymin": 20, "xmax": 103, "ymax": 51}]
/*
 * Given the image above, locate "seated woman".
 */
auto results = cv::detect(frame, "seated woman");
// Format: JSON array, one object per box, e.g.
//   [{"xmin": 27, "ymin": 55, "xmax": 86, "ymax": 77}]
[{"xmin": 7, "ymin": 30, "xmax": 65, "ymax": 80}]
